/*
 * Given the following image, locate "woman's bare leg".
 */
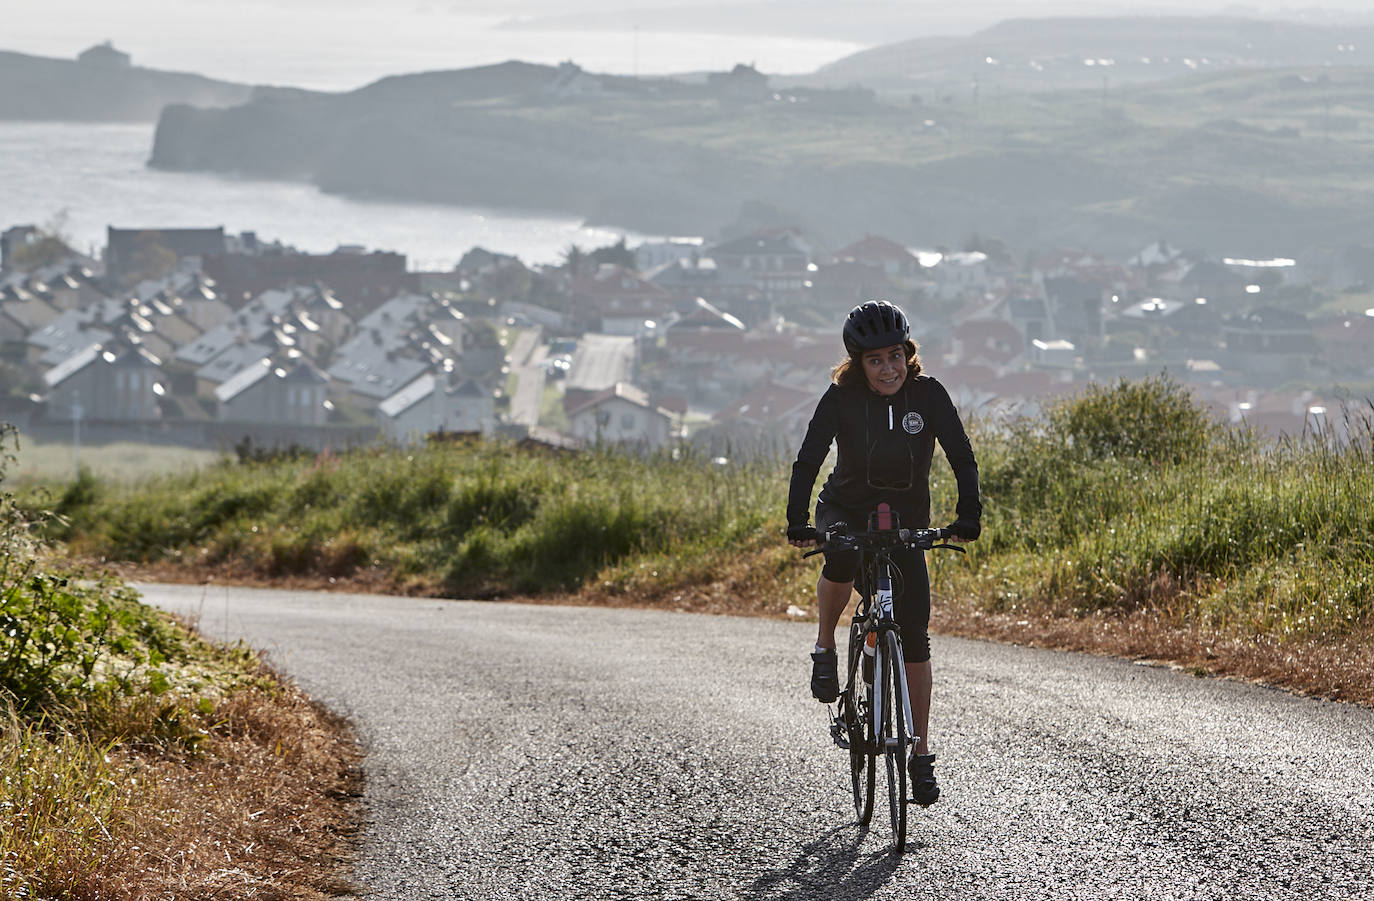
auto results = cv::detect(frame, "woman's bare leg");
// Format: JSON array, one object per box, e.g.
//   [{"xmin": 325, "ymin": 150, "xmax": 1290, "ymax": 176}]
[
  {"xmin": 815, "ymin": 575, "xmax": 853, "ymax": 649},
  {"xmin": 905, "ymin": 658, "xmax": 932, "ymax": 755}
]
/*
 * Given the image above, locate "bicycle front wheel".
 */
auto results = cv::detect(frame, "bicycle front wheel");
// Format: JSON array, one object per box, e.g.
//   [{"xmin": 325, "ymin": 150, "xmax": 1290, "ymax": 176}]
[
  {"xmin": 846, "ymin": 622, "xmax": 875, "ymax": 826},
  {"xmin": 881, "ymin": 630, "xmax": 909, "ymax": 852}
]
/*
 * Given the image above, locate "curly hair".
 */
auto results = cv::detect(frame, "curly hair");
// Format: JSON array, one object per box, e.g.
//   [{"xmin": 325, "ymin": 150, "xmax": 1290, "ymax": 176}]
[{"xmin": 830, "ymin": 339, "xmax": 922, "ymax": 388}]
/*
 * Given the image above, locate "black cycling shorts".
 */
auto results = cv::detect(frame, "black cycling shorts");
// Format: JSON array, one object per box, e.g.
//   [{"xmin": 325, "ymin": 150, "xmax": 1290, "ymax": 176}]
[{"xmin": 815, "ymin": 500, "xmax": 932, "ymax": 663}]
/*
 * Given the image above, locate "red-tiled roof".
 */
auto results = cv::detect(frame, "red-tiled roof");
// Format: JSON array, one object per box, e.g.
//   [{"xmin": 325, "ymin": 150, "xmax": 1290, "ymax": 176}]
[
  {"xmin": 835, "ymin": 234, "xmax": 918, "ymax": 264},
  {"xmin": 926, "ymin": 363, "xmax": 998, "ymax": 387},
  {"xmin": 713, "ymin": 382, "xmax": 815, "ymax": 422}
]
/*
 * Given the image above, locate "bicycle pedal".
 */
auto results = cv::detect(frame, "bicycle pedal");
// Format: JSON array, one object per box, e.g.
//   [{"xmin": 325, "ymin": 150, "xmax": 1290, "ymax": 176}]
[{"xmin": 828, "ymin": 717, "xmax": 851, "ymax": 749}]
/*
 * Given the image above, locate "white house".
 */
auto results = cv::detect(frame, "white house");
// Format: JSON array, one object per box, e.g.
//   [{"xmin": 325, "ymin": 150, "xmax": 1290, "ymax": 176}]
[
  {"xmin": 634, "ymin": 237, "xmax": 705, "ymax": 272},
  {"xmin": 934, "ymin": 251, "xmax": 989, "ymax": 300},
  {"xmin": 1029, "ymin": 338, "xmax": 1077, "ymax": 369},
  {"xmin": 566, "ymin": 382, "xmax": 677, "ymax": 449},
  {"xmin": 377, "ymin": 372, "xmax": 496, "ymax": 444}
]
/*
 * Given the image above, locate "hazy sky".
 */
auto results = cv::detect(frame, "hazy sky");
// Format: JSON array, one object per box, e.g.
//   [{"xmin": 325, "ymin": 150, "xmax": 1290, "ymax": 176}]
[
  {"xmin": 7, "ymin": 0, "xmax": 1373, "ymax": 88},
  {"xmin": 11, "ymin": 0, "xmax": 1374, "ymax": 38}
]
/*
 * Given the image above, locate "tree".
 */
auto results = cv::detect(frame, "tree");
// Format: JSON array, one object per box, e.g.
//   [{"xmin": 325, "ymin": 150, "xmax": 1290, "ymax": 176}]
[
  {"xmin": 589, "ymin": 237, "xmax": 636, "ymax": 270},
  {"xmin": 121, "ymin": 232, "xmax": 178, "ymax": 287},
  {"xmin": 562, "ymin": 243, "xmax": 585, "ymax": 277},
  {"xmin": 962, "ymin": 233, "xmax": 1013, "ymax": 267},
  {"xmin": 8, "ymin": 211, "xmax": 78, "ymax": 272},
  {"xmin": 485, "ymin": 261, "xmax": 532, "ymax": 302},
  {"xmin": 9, "ymin": 234, "xmax": 75, "ymax": 272}
]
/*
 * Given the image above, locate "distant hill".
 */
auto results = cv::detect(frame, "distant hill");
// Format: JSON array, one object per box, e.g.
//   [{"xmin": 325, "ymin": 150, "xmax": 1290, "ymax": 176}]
[
  {"xmin": 147, "ymin": 38, "xmax": 1374, "ymax": 256},
  {"xmin": 0, "ymin": 48, "xmax": 255, "ymax": 121},
  {"xmin": 796, "ymin": 16, "xmax": 1374, "ymax": 94},
  {"xmin": 497, "ymin": 1, "xmax": 958, "ymax": 45}
]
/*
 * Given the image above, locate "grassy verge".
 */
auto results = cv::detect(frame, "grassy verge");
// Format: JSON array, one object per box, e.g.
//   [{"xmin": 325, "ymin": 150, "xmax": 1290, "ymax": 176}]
[
  {"xmin": 0, "ymin": 428, "xmax": 361, "ymax": 898},
  {"xmin": 34, "ymin": 378, "xmax": 1374, "ymax": 705},
  {"xmin": 10, "ymin": 437, "xmax": 221, "ymax": 484}
]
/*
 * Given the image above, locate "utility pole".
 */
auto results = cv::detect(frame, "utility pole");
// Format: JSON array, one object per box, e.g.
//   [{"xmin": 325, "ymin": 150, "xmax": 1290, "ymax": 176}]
[{"xmin": 71, "ymin": 389, "xmax": 82, "ymax": 477}]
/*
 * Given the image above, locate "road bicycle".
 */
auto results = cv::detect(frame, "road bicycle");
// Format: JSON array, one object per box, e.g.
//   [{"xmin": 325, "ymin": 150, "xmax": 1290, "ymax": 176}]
[{"xmin": 805, "ymin": 502, "xmax": 964, "ymax": 852}]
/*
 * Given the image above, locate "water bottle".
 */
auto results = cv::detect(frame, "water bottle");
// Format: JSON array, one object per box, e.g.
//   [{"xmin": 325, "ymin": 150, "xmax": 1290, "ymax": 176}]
[{"xmin": 862, "ymin": 630, "xmax": 876, "ymax": 683}]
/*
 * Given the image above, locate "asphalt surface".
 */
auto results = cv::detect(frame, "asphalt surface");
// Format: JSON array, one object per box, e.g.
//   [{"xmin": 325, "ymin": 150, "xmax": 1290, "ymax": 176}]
[{"xmin": 137, "ymin": 583, "xmax": 1374, "ymax": 901}]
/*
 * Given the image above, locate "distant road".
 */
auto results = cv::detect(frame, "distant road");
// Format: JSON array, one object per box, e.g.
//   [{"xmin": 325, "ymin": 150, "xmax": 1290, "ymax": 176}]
[
  {"xmin": 139, "ymin": 583, "xmax": 1374, "ymax": 900},
  {"xmin": 506, "ymin": 327, "xmax": 546, "ymax": 428}
]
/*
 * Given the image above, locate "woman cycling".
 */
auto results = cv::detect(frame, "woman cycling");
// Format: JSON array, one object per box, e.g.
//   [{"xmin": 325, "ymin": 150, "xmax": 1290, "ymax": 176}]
[{"xmin": 786, "ymin": 299, "xmax": 981, "ymax": 807}]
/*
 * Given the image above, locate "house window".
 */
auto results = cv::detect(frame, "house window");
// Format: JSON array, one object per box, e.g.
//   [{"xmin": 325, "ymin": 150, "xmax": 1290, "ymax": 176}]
[{"xmin": 620, "ymin": 413, "xmax": 636, "ymax": 430}]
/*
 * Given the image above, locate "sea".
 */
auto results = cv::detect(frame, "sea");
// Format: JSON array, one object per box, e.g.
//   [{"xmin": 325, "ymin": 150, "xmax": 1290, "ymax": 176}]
[{"xmin": 1, "ymin": 3, "xmax": 867, "ymax": 268}]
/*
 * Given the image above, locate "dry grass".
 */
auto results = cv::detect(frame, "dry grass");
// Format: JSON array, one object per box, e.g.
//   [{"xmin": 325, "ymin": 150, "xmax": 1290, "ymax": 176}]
[
  {"xmin": 3, "ymin": 668, "xmax": 362, "ymax": 900},
  {"xmin": 931, "ymin": 597, "xmax": 1374, "ymax": 706}
]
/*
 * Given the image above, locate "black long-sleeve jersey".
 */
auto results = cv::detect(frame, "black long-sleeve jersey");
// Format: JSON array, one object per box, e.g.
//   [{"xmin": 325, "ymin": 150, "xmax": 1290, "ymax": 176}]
[{"xmin": 786, "ymin": 374, "xmax": 982, "ymax": 529}]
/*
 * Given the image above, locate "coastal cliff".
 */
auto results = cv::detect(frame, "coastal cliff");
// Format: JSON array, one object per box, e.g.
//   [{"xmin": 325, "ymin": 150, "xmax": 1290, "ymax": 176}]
[
  {"xmin": 147, "ymin": 58, "xmax": 1374, "ymax": 254},
  {"xmin": 0, "ymin": 48, "xmax": 253, "ymax": 121}
]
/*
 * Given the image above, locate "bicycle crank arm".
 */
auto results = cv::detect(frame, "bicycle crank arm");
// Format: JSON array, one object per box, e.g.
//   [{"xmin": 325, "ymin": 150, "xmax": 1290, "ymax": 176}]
[{"xmin": 829, "ymin": 709, "xmax": 851, "ymax": 749}]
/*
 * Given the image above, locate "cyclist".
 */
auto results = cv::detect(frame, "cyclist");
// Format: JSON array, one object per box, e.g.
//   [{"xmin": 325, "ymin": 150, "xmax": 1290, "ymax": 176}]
[{"xmin": 786, "ymin": 299, "xmax": 981, "ymax": 807}]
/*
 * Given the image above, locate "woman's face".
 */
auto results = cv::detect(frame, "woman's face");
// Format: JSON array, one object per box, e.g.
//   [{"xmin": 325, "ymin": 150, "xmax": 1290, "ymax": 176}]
[{"xmin": 861, "ymin": 344, "xmax": 907, "ymax": 396}]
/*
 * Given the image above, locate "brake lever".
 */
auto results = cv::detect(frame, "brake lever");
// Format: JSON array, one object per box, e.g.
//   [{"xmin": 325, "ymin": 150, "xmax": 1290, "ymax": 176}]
[{"xmin": 931, "ymin": 543, "xmax": 967, "ymax": 554}]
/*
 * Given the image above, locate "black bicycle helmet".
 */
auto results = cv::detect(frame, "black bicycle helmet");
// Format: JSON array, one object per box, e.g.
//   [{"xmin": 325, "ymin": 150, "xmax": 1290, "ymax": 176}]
[{"xmin": 842, "ymin": 300, "xmax": 910, "ymax": 357}]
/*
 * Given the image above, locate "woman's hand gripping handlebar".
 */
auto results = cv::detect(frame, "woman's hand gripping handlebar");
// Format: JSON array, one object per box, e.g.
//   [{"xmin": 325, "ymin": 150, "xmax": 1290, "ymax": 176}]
[{"xmin": 799, "ymin": 525, "xmax": 967, "ymax": 559}]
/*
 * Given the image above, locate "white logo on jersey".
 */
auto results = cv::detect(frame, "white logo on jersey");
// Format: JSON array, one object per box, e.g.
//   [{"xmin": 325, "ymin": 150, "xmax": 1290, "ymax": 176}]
[{"xmin": 902, "ymin": 412, "xmax": 924, "ymax": 435}]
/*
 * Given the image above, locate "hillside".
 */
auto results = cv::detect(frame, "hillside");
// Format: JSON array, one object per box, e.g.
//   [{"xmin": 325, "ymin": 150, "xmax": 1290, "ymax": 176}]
[
  {"xmin": 149, "ymin": 54, "xmax": 1374, "ymax": 255},
  {"xmin": 0, "ymin": 48, "xmax": 255, "ymax": 121},
  {"xmin": 798, "ymin": 16, "xmax": 1374, "ymax": 94}
]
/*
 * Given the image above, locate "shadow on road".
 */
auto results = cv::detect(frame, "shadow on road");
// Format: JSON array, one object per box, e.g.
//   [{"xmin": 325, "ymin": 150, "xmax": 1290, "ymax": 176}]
[{"xmin": 744, "ymin": 824, "xmax": 918, "ymax": 900}]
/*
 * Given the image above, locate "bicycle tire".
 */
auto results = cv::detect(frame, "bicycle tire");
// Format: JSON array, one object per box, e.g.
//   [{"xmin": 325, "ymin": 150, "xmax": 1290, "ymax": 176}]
[
  {"xmin": 846, "ymin": 622, "xmax": 875, "ymax": 826},
  {"xmin": 881, "ymin": 629, "xmax": 908, "ymax": 852}
]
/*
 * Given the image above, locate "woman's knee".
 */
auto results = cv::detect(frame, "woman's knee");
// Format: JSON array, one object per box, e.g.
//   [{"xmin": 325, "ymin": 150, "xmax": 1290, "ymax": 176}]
[
  {"xmin": 820, "ymin": 549, "xmax": 859, "ymax": 583},
  {"xmin": 903, "ymin": 629, "xmax": 931, "ymax": 663}
]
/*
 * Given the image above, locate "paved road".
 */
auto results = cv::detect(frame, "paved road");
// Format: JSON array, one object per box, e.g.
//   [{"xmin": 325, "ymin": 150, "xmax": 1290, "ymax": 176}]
[{"xmin": 138, "ymin": 584, "xmax": 1374, "ymax": 901}]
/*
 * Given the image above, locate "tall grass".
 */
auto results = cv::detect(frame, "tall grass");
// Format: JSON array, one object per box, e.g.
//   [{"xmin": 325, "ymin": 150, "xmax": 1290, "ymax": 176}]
[
  {"xmin": 47, "ymin": 443, "xmax": 788, "ymax": 598},
  {"xmin": 937, "ymin": 378, "xmax": 1374, "ymax": 642},
  {"xmin": 39, "ymin": 377, "xmax": 1374, "ymax": 649}
]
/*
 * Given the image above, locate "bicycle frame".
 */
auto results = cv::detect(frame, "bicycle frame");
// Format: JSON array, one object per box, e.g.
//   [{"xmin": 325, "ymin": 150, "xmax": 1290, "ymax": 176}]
[
  {"xmin": 864, "ymin": 556, "xmax": 917, "ymax": 758},
  {"xmin": 811, "ymin": 508, "xmax": 965, "ymax": 760}
]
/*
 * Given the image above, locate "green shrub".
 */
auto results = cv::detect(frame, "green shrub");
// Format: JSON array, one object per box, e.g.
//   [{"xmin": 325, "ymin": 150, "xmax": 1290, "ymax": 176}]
[{"xmin": 1049, "ymin": 374, "xmax": 1213, "ymax": 464}]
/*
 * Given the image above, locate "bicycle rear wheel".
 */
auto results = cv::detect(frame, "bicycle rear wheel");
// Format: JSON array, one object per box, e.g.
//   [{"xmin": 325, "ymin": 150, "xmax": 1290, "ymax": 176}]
[
  {"xmin": 846, "ymin": 622, "xmax": 875, "ymax": 825},
  {"xmin": 881, "ymin": 630, "xmax": 909, "ymax": 852}
]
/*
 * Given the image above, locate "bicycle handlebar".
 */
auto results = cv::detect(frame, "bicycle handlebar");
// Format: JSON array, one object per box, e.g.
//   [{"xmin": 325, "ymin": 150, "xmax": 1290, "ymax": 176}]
[{"xmin": 801, "ymin": 526, "xmax": 966, "ymax": 558}]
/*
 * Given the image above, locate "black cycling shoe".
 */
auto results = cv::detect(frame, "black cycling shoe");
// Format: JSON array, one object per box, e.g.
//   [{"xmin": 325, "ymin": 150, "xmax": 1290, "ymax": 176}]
[
  {"xmin": 909, "ymin": 752, "xmax": 940, "ymax": 807},
  {"xmin": 810, "ymin": 648, "xmax": 839, "ymax": 703}
]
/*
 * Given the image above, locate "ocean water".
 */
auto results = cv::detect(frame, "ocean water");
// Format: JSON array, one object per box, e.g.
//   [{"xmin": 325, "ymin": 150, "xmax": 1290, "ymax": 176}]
[
  {"xmin": 0, "ymin": 122, "xmax": 649, "ymax": 269},
  {"xmin": 1, "ymin": 4, "xmax": 866, "ymax": 267}
]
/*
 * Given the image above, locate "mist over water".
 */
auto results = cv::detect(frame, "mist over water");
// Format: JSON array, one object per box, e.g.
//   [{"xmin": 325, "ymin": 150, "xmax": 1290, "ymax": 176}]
[{"xmin": 5, "ymin": 2, "xmax": 866, "ymax": 90}]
